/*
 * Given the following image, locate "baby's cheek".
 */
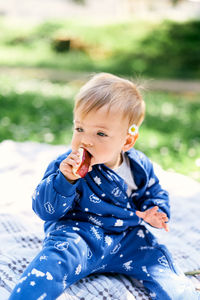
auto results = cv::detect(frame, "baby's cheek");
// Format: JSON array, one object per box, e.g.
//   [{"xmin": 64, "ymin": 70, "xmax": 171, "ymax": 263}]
[{"xmin": 93, "ymin": 153, "xmax": 105, "ymax": 165}]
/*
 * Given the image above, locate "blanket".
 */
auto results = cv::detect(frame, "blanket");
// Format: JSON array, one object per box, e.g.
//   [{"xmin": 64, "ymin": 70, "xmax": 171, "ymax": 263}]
[{"xmin": 0, "ymin": 140, "xmax": 200, "ymax": 300}]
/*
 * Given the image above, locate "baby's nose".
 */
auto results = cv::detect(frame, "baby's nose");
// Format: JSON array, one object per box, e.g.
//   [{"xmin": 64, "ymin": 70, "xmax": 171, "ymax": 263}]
[
  {"xmin": 81, "ymin": 141, "xmax": 93, "ymax": 147},
  {"xmin": 81, "ymin": 136, "xmax": 93, "ymax": 147}
]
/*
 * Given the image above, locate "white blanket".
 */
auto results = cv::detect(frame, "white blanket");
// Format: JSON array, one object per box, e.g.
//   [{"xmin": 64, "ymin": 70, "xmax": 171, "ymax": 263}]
[{"xmin": 0, "ymin": 140, "xmax": 200, "ymax": 299}]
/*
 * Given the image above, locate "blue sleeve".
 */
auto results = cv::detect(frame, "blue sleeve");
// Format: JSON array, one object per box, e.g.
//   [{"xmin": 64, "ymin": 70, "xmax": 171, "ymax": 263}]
[
  {"xmin": 137, "ymin": 153, "xmax": 170, "ymax": 219},
  {"xmin": 32, "ymin": 150, "xmax": 79, "ymax": 221}
]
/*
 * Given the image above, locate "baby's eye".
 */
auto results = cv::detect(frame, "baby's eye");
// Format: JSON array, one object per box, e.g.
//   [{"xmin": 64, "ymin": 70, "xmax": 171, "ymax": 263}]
[
  {"xmin": 97, "ymin": 132, "xmax": 107, "ymax": 137},
  {"xmin": 75, "ymin": 127, "xmax": 83, "ymax": 132}
]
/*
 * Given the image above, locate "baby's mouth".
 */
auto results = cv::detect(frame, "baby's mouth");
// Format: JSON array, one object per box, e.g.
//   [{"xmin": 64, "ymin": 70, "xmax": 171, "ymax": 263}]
[
  {"xmin": 82, "ymin": 147, "xmax": 92, "ymax": 159},
  {"xmin": 86, "ymin": 149, "xmax": 92, "ymax": 159},
  {"xmin": 85, "ymin": 149, "xmax": 97, "ymax": 169}
]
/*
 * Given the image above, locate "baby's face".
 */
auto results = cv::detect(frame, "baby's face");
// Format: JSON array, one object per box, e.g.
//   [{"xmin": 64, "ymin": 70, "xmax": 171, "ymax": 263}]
[{"xmin": 71, "ymin": 105, "xmax": 129, "ymax": 169}]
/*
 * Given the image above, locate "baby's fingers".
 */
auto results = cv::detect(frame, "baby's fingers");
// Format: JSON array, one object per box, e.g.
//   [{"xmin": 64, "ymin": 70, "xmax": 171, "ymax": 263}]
[
  {"xmin": 61, "ymin": 153, "xmax": 79, "ymax": 168},
  {"xmin": 163, "ymin": 222, "xmax": 169, "ymax": 232},
  {"xmin": 156, "ymin": 211, "xmax": 168, "ymax": 221},
  {"xmin": 146, "ymin": 206, "xmax": 158, "ymax": 216},
  {"xmin": 162, "ymin": 215, "xmax": 169, "ymax": 222},
  {"xmin": 136, "ymin": 210, "xmax": 145, "ymax": 219},
  {"xmin": 66, "ymin": 157, "xmax": 79, "ymax": 168},
  {"xmin": 157, "ymin": 213, "xmax": 168, "ymax": 221},
  {"xmin": 68, "ymin": 153, "xmax": 80, "ymax": 165},
  {"xmin": 151, "ymin": 206, "xmax": 159, "ymax": 212}
]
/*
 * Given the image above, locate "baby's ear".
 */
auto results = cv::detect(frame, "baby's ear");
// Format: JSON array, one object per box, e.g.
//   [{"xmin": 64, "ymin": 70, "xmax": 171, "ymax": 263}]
[{"xmin": 122, "ymin": 133, "xmax": 138, "ymax": 152}]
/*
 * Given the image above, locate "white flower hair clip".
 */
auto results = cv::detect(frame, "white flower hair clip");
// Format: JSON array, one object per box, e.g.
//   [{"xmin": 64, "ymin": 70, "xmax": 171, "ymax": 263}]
[{"xmin": 128, "ymin": 124, "xmax": 138, "ymax": 136}]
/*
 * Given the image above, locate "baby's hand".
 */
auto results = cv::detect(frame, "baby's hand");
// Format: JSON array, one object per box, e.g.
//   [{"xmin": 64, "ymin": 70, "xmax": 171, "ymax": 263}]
[
  {"xmin": 136, "ymin": 206, "xmax": 169, "ymax": 232},
  {"xmin": 59, "ymin": 151, "xmax": 82, "ymax": 183}
]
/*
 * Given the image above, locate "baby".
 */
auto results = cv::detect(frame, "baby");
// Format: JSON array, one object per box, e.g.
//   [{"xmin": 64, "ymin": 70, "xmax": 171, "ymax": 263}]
[{"xmin": 9, "ymin": 73, "xmax": 199, "ymax": 300}]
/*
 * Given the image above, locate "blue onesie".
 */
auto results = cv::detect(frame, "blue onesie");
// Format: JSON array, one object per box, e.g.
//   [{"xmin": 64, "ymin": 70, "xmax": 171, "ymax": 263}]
[{"xmin": 9, "ymin": 148, "xmax": 199, "ymax": 300}]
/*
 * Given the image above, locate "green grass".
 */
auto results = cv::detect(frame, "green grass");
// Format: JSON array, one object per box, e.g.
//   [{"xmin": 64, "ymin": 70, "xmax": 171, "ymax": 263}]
[
  {"xmin": 0, "ymin": 18, "xmax": 200, "ymax": 78},
  {"xmin": 0, "ymin": 17, "xmax": 199, "ymax": 181},
  {"xmin": 0, "ymin": 18, "xmax": 151, "ymax": 75},
  {"xmin": 137, "ymin": 91, "xmax": 200, "ymax": 181},
  {"xmin": 1, "ymin": 75, "xmax": 199, "ymax": 182},
  {"xmin": 0, "ymin": 76, "xmax": 75, "ymax": 144},
  {"xmin": 0, "ymin": 18, "xmax": 152, "ymax": 73}
]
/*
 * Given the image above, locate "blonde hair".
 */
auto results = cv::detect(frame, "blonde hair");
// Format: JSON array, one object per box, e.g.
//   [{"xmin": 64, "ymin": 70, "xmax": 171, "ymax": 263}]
[{"xmin": 74, "ymin": 73, "xmax": 145, "ymax": 127}]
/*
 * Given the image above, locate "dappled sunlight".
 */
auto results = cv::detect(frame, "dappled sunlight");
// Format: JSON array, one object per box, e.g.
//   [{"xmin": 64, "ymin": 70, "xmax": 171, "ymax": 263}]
[
  {"xmin": 0, "ymin": 7, "xmax": 200, "ymax": 298},
  {"xmin": 138, "ymin": 91, "xmax": 200, "ymax": 179},
  {"xmin": 0, "ymin": 76, "xmax": 75, "ymax": 145},
  {"xmin": 1, "ymin": 75, "xmax": 199, "ymax": 181},
  {"xmin": 0, "ymin": 18, "xmax": 200, "ymax": 78},
  {"xmin": 0, "ymin": 16, "xmax": 199, "ymax": 182}
]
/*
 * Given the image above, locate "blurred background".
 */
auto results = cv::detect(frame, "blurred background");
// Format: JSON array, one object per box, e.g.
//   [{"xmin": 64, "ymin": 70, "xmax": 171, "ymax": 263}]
[{"xmin": 0, "ymin": 0, "xmax": 200, "ymax": 181}]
